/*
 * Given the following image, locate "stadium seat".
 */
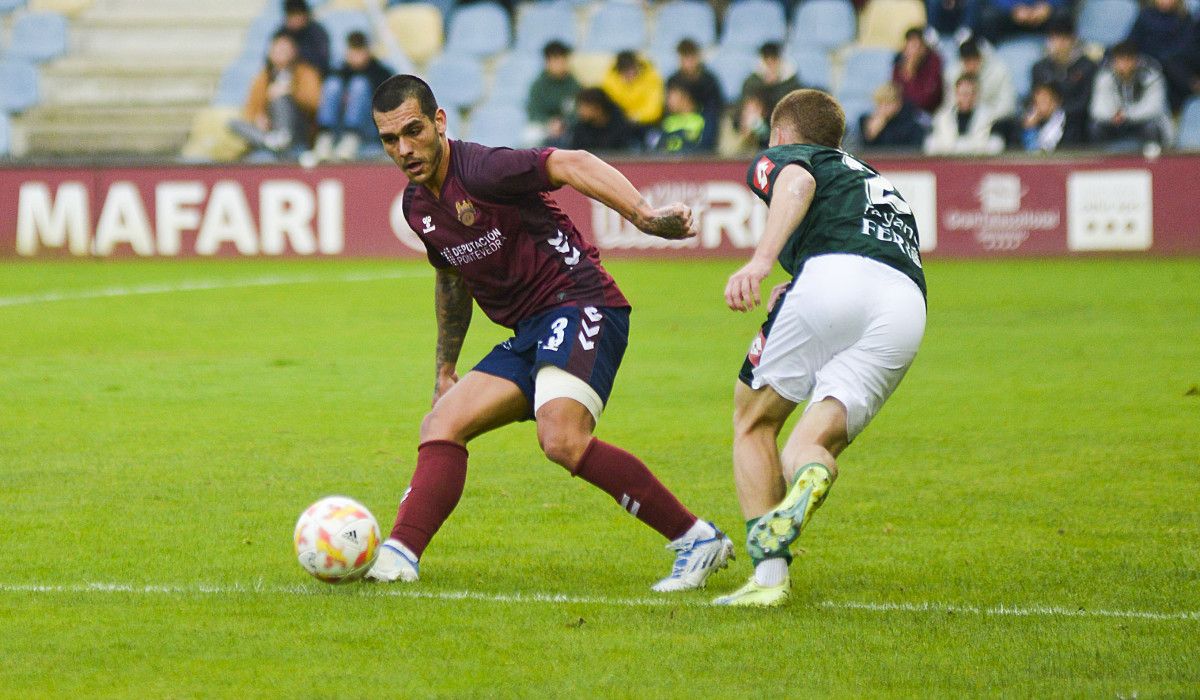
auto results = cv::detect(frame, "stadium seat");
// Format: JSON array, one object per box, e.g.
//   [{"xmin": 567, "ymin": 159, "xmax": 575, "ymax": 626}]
[
  {"xmin": 570, "ymin": 50, "xmax": 615, "ymax": 86},
  {"xmin": 385, "ymin": 3, "xmax": 443, "ymax": 64},
  {"xmin": 789, "ymin": 0, "xmax": 856, "ymax": 53},
  {"xmin": 0, "ymin": 0, "xmax": 26, "ymax": 12},
  {"xmin": 720, "ymin": 0, "xmax": 786, "ymax": 51},
  {"xmin": 0, "ymin": 111, "xmax": 10, "ymax": 158},
  {"xmin": 29, "ymin": 0, "xmax": 91, "ymax": 15},
  {"xmin": 7, "ymin": 11, "xmax": 69, "ymax": 63},
  {"xmin": 648, "ymin": 46, "xmax": 678, "ymax": 78},
  {"xmin": 1077, "ymin": 0, "xmax": 1139, "ymax": 48},
  {"xmin": 488, "ymin": 52, "xmax": 542, "ymax": 106},
  {"xmin": 180, "ymin": 106, "xmax": 246, "ymax": 163},
  {"xmin": 240, "ymin": 12, "xmax": 278, "ymax": 60},
  {"xmin": 857, "ymin": 0, "xmax": 926, "ymax": 50},
  {"xmin": 649, "ymin": 0, "xmax": 717, "ymax": 52},
  {"xmin": 513, "ymin": 1, "xmax": 577, "ymax": 56},
  {"xmin": 0, "ymin": 59, "xmax": 39, "ymax": 112},
  {"xmin": 317, "ymin": 9, "xmax": 374, "ymax": 67},
  {"xmin": 709, "ymin": 46, "xmax": 758, "ymax": 102},
  {"xmin": 995, "ymin": 35, "xmax": 1044, "ymax": 101},
  {"xmin": 838, "ymin": 46, "xmax": 895, "ymax": 101},
  {"xmin": 1177, "ymin": 97, "xmax": 1200, "ymax": 149},
  {"xmin": 214, "ymin": 58, "xmax": 262, "ymax": 107},
  {"xmin": 789, "ymin": 47, "xmax": 832, "ymax": 91},
  {"xmin": 582, "ymin": 2, "xmax": 647, "ymax": 53},
  {"xmin": 445, "ymin": 2, "xmax": 511, "ymax": 58},
  {"xmin": 466, "ymin": 101, "xmax": 527, "ymax": 147},
  {"xmin": 424, "ymin": 54, "xmax": 485, "ymax": 110}
]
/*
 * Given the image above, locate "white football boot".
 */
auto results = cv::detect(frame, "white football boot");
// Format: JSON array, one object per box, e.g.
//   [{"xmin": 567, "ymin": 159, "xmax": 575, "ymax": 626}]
[
  {"xmin": 651, "ymin": 521, "xmax": 734, "ymax": 592},
  {"xmin": 364, "ymin": 539, "xmax": 419, "ymax": 582}
]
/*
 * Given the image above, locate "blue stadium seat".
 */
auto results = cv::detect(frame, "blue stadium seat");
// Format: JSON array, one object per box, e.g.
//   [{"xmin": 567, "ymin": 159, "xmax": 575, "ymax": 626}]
[
  {"xmin": 513, "ymin": 1, "xmax": 577, "ymax": 55},
  {"xmin": 1177, "ymin": 97, "xmax": 1200, "ymax": 149},
  {"xmin": 789, "ymin": 47, "xmax": 832, "ymax": 91},
  {"xmin": 317, "ymin": 9, "xmax": 374, "ymax": 67},
  {"xmin": 0, "ymin": 0, "xmax": 26, "ymax": 13},
  {"xmin": 0, "ymin": 59, "xmax": 39, "ymax": 112},
  {"xmin": 445, "ymin": 2, "xmax": 511, "ymax": 58},
  {"xmin": 488, "ymin": 52, "xmax": 542, "ymax": 106},
  {"xmin": 467, "ymin": 101, "xmax": 528, "ymax": 147},
  {"xmin": 583, "ymin": 2, "xmax": 647, "ymax": 53},
  {"xmin": 214, "ymin": 58, "xmax": 262, "ymax": 106},
  {"xmin": 837, "ymin": 46, "xmax": 894, "ymax": 101},
  {"xmin": 709, "ymin": 46, "xmax": 759, "ymax": 102},
  {"xmin": 995, "ymin": 35, "xmax": 1044, "ymax": 101},
  {"xmin": 241, "ymin": 12, "xmax": 280, "ymax": 60},
  {"xmin": 789, "ymin": 0, "xmax": 856, "ymax": 52},
  {"xmin": 0, "ymin": 111, "xmax": 10, "ymax": 158},
  {"xmin": 650, "ymin": 1, "xmax": 717, "ymax": 52},
  {"xmin": 648, "ymin": 46, "xmax": 678, "ymax": 77},
  {"xmin": 425, "ymin": 54, "xmax": 485, "ymax": 110},
  {"xmin": 720, "ymin": 0, "xmax": 785, "ymax": 51},
  {"xmin": 1077, "ymin": 0, "xmax": 1139, "ymax": 47},
  {"xmin": 7, "ymin": 11, "xmax": 69, "ymax": 63}
]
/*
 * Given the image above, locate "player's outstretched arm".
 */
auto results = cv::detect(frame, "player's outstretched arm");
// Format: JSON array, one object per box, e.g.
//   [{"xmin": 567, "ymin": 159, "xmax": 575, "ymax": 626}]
[
  {"xmin": 432, "ymin": 267, "xmax": 472, "ymax": 406},
  {"xmin": 725, "ymin": 164, "xmax": 815, "ymax": 312},
  {"xmin": 545, "ymin": 149, "xmax": 696, "ymax": 240}
]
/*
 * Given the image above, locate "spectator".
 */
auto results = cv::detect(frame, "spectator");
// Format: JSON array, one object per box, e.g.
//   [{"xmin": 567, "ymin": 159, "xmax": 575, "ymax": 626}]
[
  {"xmin": 600, "ymin": 50, "xmax": 665, "ymax": 131},
  {"xmin": 1127, "ymin": 0, "xmax": 1192, "ymax": 68},
  {"xmin": 927, "ymin": 0, "xmax": 979, "ymax": 41},
  {"xmin": 893, "ymin": 27, "xmax": 945, "ymax": 114},
  {"xmin": 860, "ymin": 82, "xmax": 930, "ymax": 148},
  {"xmin": 278, "ymin": 0, "xmax": 331, "ymax": 77},
  {"xmin": 731, "ymin": 89, "xmax": 772, "ymax": 154},
  {"xmin": 1005, "ymin": 82, "xmax": 1082, "ymax": 151},
  {"xmin": 976, "ymin": 0, "xmax": 1069, "ymax": 43},
  {"xmin": 1031, "ymin": 18, "xmax": 1098, "ymax": 143},
  {"xmin": 1090, "ymin": 41, "xmax": 1174, "ymax": 148},
  {"xmin": 925, "ymin": 74, "xmax": 1005, "ymax": 153},
  {"xmin": 739, "ymin": 42, "xmax": 803, "ymax": 120},
  {"xmin": 948, "ymin": 37, "xmax": 1017, "ymax": 119},
  {"xmin": 665, "ymin": 38, "xmax": 724, "ymax": 148},
  {"xmin": 568, "ymin": 87, "xmax": 641, "ymax": 152},
  {"xmin": 230, "ymin": 31, "xmax": 322, "ymax": 156},
  {"xmin": 526, "ymin": 40, "xmax": 581, "ymax": 146},
  {"xmin": 304, "ymin": 31, "xmax": 393, "ymax": 165},
  {"xmin": 1163, "ymin": 17, "xmax": 1200, "ymax": 110},
  {"xmin": 656, "ymin": 83, "xmax": 708, "ymax": 153}
]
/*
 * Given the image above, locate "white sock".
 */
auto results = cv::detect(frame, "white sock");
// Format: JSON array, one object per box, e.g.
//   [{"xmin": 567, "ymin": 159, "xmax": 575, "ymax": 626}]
[
  {"xmin": 678, "ymin": 519, "xmax": 716, "ymax": 542},
  {"xmin": 384, "ymin": 538, "xmax": 418, "ymax": 564},
  {"xmin": 754, "ymin": 558, "xmax": 788, "ymax": 587}
]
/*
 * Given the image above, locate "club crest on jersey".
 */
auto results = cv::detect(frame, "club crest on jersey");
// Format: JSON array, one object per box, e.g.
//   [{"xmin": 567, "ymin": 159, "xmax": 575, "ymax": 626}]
[
  {"xmin": 456, "ymin": 199, "xmax": 477, "ymax": 226},
  {"xmin": 754, "ymin": 156, "xmax": 775, "ymax": 194}
]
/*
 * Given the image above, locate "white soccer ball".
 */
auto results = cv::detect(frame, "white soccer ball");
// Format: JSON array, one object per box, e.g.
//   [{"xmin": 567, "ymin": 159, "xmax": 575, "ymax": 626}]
[{"xmin": 293, "ymin": 495, "xmax": 381, "ymax": 584}]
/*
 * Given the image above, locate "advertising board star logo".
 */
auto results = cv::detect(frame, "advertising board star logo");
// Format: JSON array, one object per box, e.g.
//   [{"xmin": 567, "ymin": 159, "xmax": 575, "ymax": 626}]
[{"xmin": 456, "ymin": 199, "xmax": 476, "ymax": 226}]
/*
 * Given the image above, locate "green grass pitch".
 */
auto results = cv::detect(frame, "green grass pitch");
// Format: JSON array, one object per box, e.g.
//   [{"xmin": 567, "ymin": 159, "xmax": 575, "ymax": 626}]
[{"xmin": 1, "ymin": 257, "xmax": 1197, "ymax": 698}]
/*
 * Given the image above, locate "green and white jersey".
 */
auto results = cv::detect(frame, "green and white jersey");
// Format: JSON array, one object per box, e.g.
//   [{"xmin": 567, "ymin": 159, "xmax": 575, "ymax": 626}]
[{"xmin": 746, "ymin": 143, "xmax": 927, "ymax": 297}]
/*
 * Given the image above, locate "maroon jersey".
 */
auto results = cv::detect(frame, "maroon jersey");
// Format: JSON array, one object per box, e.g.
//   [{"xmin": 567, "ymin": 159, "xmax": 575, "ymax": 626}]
[{"xmin": 402, "ymin": 141, "xmax": 630, "ymax": 329}]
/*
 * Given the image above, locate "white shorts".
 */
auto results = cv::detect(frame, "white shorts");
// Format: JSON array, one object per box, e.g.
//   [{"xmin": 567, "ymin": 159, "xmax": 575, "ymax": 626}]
[{"xmin": 745, "ymin": 254, "xmax": 926, "ymax": 441}]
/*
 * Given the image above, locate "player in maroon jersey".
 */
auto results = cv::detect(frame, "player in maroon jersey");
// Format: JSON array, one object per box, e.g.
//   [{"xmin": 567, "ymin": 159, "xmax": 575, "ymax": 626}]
[{"xmin": 364, "ymin": 75, "xmax": 733, "ymax": 591}]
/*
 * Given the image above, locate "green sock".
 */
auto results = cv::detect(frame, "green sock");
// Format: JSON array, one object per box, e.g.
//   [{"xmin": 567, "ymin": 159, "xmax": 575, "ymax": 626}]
[{"xmin": 746, "ymin": 517, "xmax": 792, "ymax": 567}]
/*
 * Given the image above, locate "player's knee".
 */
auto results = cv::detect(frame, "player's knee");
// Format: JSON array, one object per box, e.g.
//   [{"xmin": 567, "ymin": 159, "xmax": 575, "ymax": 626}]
[
  {"xmin": 537, "ymin": 424, "xmax": 589, "ymax": 470},
  {"xmin": 419, "ymin": 407, "xmax": 464, "ymax": 444}
]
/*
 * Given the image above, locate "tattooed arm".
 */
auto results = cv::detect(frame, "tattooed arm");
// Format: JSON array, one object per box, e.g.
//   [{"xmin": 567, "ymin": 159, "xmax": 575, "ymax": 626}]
[
  {"xmin": 432, "ymin": 267, "xmax": 472, "ymax": 406},
  {"xmin": 544, "ymin": 149, "xmax": 696, "ymax": 240}
]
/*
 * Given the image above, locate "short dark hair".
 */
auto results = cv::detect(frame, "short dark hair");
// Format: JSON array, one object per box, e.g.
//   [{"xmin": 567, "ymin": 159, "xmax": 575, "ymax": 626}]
[
  {"xmin": 1111, "ymin": 40, "xmax": 1139, "ymax": 59},
  {"xmin": 676, "ymin": 37, "xmax": 700, "ymax": 56},
  {"xmin": 347, "ymin": 30, "xmax": 369, "ymax": 49},
  {"xmin": 771, "ymin": 88, "xmax": 844, "ymax": 148},
  {"xmin": 576, "ymin": 86, "xmax": 614, "ymax": 112},
  {"xmin": 615, "ymin": 50, "xmax": 639, "ymax": 73},
  {"xmin": 543, "ymin": 40, "xmax": 571, "ymax": 58},
  {"xmin": 1031, "ymin": 81, "xmax": 1062, "ymax": 100},
  {"xmin": 1046, "ymin": 16, "xmax": 1075, "ymax": 37},
  {"xmin": 904, "ymin": 26, "xmax": 925, "ymax": 41},
  {"xmin": 372, "ymin": 74, "xmax": 437, "ymax": 118},
  {"xmin": 959, "ymin": 38, "xmax": 982, "ymax": 61},
  {"xmin": 759, "ymin": 42, "xmax": 782, "ymax": 60},
  {"xmin": 668, "ymin": 82, "xmax": 697, "ymax": 106},
  {"xmin": 270, "ymin": 28, "xmax": 294, "ymax": 44},
  {"xmin": 283, "ymin": 0, "xmax": 310, "ymax": 15}
]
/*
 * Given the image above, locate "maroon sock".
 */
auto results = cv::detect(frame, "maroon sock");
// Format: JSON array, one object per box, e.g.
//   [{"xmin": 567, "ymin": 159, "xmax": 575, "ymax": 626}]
[
  {"xmin": 572, "ymin": 438, "xmax": 697, "ymax": 541},
  {"xmin": 388, "ymin": 440, "xmax": 468, "ymax": 558}
]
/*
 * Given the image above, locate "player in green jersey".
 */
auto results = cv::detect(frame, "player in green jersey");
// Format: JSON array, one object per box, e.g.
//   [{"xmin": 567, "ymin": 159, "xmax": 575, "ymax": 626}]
[{"xmin": 714, "ymin": 89, "xmax": 928, "ymax": 607}]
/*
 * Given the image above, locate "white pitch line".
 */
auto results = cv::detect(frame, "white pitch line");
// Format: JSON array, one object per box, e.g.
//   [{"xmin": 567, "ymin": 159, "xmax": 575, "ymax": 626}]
[
  {"xmin": 1, "ymin": 582, "xmax": 1197, "ymax": 621},
  {"xmin": 0, "ymin": 270, "xmax": 430, "ymax": 308}
]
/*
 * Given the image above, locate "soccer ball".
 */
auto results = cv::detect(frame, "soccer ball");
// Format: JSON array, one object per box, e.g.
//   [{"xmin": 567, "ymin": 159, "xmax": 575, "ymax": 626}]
[{"xmin": 293, "ymin": 495, "xmax": 381, "ymax": 583}]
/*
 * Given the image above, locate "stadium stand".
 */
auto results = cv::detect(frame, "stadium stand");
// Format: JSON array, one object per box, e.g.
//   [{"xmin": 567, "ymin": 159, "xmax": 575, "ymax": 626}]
[
  {"xmin": 489, "ymin": 52, "xmax": 541, "ymax": 105},
  {"xmin": 995, "ymin": 36, "xmax": 1044, "ymax": 102},
  {"xmin": 0, "ymin": 110, "xmax": 9, "ymax": 157},
  {"xmin": 213, "ymin": 57, "xmax": 263, "ymax": 107},
  {"xmin": 444, "ymin": 2, "xmax": 511, "ymax": 58},
  {"xmin": 425, "ymin": 53, "xmax": 485, "ymax": 111},
  {"xmin": 582, "ymin": 2, "xmax": 647, "ymax": 53},
  {"xmin": 719, "ymin": 0, "xmax": 786, "ymax": 51},
  {"xmin": 384, "ymin": 3, "xmax": 443, "ymax": 64},
  {"xmin": 0, "ymin": 0, "xmax": 26, "ymax": 12},
  {"xmin": 709, "ymin": 45, "xmax": 759, "ymax": 102},
  {"xmin": 856, "ymin": 0, "xmax": 926, "ymax": 50},
  {"xmin": 0, "ymin": 59, "xmax": 39, "ymax": 112},
  {"xmin": 789, "ymin": 46, "xmax": 833, "ymax": 91},
  {"xmin": 649, "ymin": 1, "xmax": 717, "ymax": 52},
  {"xmin": 788, "ymin": 0, "xmax": 857, "ymax": 52},
  {"xmin": 7, "ymin": 11, "xmax": 69, "ymax": 62},
  {"xmin": 318, "ymin": 8, "xmax": 373, "ymax": 66},
  {"xmin": 1177, "ymin": 97, "xmax": 1200, "ymax": 149},
  {"xmin": 1077, "ymin": 0, "xmax": 1139, "ymax": 48},
  {"xmin": 28, "ymin": 0, "xmax": 91, "ymax": 15},
  {"xmin": 465, "ymin": 100, "xmax": 526, "ymax": 147},
  {"xmin": 513, "ymin": 1, "xmax": 577, "ymax": 56}
]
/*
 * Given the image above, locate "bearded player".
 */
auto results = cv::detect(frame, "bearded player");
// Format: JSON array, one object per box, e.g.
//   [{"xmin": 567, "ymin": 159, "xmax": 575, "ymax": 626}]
[
  {"xmin": 364, "ymin": 75, "xmax": 733, "ymax": 591},
  {"xmin": 713, "ymin": 89, "xmax": 927, "ymax": 606}
]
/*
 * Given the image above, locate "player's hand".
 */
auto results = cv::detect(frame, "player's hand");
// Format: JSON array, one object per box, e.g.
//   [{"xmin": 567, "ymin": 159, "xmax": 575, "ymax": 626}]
[
  {"xmin": 636, "ymin": 203, "xmax": 696, "ymax": 240},
  {"xmin": 766, "ymin": 281, "xmax": 790, "ymax": 312},
  {"xmin": 432, "ymin": 369, "xmax": 458, "ymax": 407},
  {"xmin": 725, "ymin": 257, "xmax": 774, "ymax": 312}
]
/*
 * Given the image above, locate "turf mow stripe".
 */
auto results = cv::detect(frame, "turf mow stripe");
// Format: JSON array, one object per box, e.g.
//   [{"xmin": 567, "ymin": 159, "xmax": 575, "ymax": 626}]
[{"xmin": 2, "ymin": 582, "xmax": 1197, "ymax": 621}]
